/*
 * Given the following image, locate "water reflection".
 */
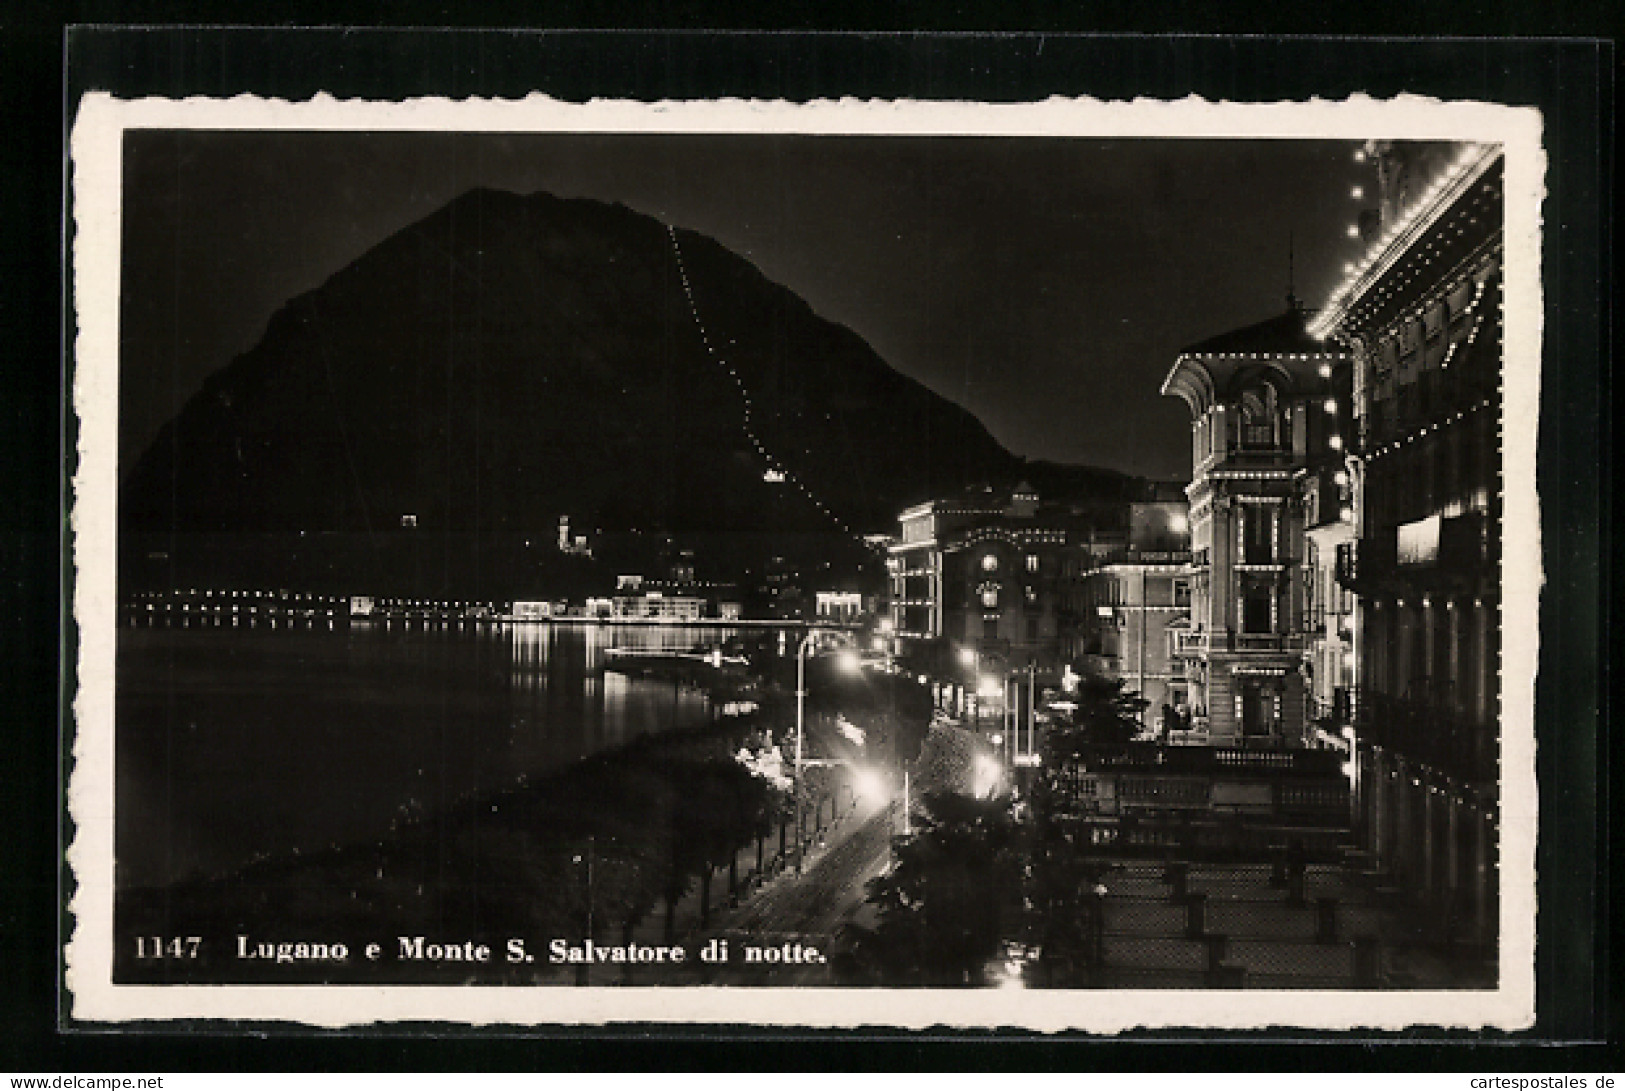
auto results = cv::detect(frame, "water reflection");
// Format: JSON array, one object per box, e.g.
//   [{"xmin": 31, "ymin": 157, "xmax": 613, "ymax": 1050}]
[{"xmin": 116, "ymin": 621, "xmax": 737, "ymax": 891}]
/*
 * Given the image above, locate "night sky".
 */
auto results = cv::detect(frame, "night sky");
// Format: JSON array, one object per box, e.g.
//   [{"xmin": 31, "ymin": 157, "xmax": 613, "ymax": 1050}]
[{"xmin": 120, "ymin": 132, "xmax": 1379, "ymax": 482}]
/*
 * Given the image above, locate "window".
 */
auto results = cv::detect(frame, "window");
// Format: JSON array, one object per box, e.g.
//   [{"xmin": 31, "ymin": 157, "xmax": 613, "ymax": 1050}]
[
  {"xmin": 1239, "ymin": 388, "xmax": 1279, "ymax": 449},
  {"xmin": 1025, "ymin": 554, "xmax": 1040, "ymax": 573},
  {"xmin": 1243, "ymin": 506, "xmax": 1274, "ymax": 564},
  {"xmin": 981, "ymin": 553, "xmax": 999, "ymax": 573},
  {"xmin": 1242, "ymin": 583, "xmax": 1273, "ymax": 634},
  {"xmin": 981, "ymin": 587, "xmax": 1000, "ymax": 609},
  {"xmin": 1024, "ymin": 586, "xmax": 1038, "ymax": 605}
]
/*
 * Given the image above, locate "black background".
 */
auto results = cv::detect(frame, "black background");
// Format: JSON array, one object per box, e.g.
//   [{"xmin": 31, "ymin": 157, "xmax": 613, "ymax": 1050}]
[{"xmin": 0, "ymin": 4, "xmax": 1614, "ymax": 1072}]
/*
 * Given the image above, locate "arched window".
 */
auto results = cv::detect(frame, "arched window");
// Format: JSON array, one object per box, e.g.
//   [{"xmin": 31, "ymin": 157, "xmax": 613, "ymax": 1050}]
[
  {"xmin": 1239, "ymin": 389, "xmax": 1278, "ymax": 449},
  {"xmin": 980, "ymin": 553, "xmax": 999, "ymax": 573}
]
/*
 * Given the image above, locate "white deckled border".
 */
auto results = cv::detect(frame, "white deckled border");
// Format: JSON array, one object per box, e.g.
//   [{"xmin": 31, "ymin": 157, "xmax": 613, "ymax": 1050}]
[{"xmin": 67, "ymin": 91, "xmax": 1544, "ymax": 1032}]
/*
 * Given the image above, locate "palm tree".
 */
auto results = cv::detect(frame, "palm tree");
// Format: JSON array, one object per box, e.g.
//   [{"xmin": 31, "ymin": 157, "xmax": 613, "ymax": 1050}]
[
  {"xmin": 1021, "ymin": 676, "xmax": 1146, "ymax": 986},
  {"xmin": 1053, "ymin": 675, "xmax": 1148, "ymax": 753},
  {"xmin": 844, "ymin": 789, "xmax": 1018, "ymax": 985}
]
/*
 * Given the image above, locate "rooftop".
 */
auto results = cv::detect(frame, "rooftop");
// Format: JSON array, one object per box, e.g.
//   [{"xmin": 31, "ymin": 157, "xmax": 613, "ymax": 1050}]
[{"xmin": 1175, "ymin": 302, "xmax": 1332, "ymax": 359}]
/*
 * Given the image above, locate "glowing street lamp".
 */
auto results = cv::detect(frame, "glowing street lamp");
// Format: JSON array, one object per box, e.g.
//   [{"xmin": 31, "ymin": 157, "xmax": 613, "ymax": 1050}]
[
  {"xmin": 972, "ymin": 754, "xmax": 1002, "ymax": 800},
  {"xmin": 794, "ymin": 632, "xmax": 816, "ymax": 873},
  {"xmin": 851, "ymin": 766, "xmax": 887, "ymax": 803},
  {"xmin": 794, "ymin": 630, "xmax": 857, "ymax": 874}
]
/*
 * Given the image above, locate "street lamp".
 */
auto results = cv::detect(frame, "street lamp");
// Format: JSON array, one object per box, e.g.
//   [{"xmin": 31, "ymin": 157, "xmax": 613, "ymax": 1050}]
[
  {"xmin": 851, "ymin": 766, "xmax": 887, "ymax": 803},
  {"xmin": 795, "ymin": 631, "xmax": 815, "ymax": 874},
  {"xmin": 793, "ymin": 629, "xmax": 859, "ymax": 874},
  {"xmin": 972, "ymin": 753, "xmax": 1002, "ymax": 800}
]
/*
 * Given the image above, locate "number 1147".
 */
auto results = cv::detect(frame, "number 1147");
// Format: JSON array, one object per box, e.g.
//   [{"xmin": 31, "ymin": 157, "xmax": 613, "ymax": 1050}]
[{"xmin": 135, "ymin": 936, "xmax": 201, "ymax": 959}]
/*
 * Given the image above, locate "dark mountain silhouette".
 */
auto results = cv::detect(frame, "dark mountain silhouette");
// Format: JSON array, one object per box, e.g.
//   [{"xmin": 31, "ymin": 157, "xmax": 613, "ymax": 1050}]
[{"xmin": 120, "ymin": 188, "xmax": 1136, "ymax": 599}]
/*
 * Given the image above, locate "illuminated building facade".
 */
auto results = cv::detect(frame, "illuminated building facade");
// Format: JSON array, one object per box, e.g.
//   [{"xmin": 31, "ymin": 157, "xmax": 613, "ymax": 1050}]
[
  {"xmin": 608, "ymin": 591, "xmax": 707, "ymax": 622},
  {"xmin": 1318, "ymin": 143, "xmax": 1503, "ymax": 788},
  {"xmin": 1310, "ymin": 141, "xmax": 1503, "ymax": 954},
  {"xmin": 1319, "ymin": 144, "xmax": 1495, "ymax": 790},
  {"xmin": 1069, "ymin": 500, "xmax": 1193, "ymax": 734},
  {"xmin": 1162, "ymin": 305, "xmax": 1351, "ymax": 747},
  {"xmin": 814, "ymin": 590, "xmax": 868, "ymax": 624},
  {"xmin": 887, "ymin": 484, "xmax": 1075, "ymax": 675}
]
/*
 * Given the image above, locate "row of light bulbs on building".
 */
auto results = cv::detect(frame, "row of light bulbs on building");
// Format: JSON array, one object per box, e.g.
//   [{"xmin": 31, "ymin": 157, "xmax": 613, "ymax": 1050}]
[{"xmin": 1309, "ymin": 142, "xmax": 1492, "ymax": 341}]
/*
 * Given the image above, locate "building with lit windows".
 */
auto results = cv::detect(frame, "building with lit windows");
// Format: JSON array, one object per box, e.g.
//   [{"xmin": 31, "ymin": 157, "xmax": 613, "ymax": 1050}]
[
  {"xmin": 1310, "ymin": 142, "xmax": 1503, "ymax": 953},
  {"xmin": 1162, "ymin": 302, "xmax": 1351, "ymax": 747},
  {"xmin": 887, "ymin": 484, "xmax": 1078, "ymax": 677},
  {"xmin": 1069, "ymin": 500, "xmax": 1193, "ymax": 735},
  {"xmin": 1301, "ymin": 470, "xmax": 1359, "ymax": 734},
  {"xmin": 608, "ymin": 591, "xmax": 707, "ymax": 622},
  {"xmin": 814, "ymin": 590, "xmax": 868, "ymax": 624},
  {"xmin": 1313, "ymin": 142, "xmax": 1503, "ymax": 788}
]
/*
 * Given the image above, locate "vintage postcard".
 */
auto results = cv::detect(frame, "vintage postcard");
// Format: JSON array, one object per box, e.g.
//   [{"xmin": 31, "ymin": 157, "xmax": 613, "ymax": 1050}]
[{"xmin": 67, "ymin": 92, "xmax": 1543, "ymax": 1030}]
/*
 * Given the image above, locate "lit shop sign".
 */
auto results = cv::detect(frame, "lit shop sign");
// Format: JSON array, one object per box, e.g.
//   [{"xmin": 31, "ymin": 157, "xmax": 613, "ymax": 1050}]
[{"xmin": 1397, "ymin": 514, "xmax": 1441, "ymax": 566}]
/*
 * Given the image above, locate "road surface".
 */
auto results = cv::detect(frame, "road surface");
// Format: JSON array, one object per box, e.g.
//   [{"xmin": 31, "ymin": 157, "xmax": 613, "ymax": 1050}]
[{"xmin": 697, "ymin": 802, "xmax": 898, "ymax": 985}]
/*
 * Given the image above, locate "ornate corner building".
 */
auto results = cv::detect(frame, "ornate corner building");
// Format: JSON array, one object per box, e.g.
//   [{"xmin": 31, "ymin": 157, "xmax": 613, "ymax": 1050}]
[{"xmin": 1161, "ymin": 305, "xmax": 1350, "ymax": 748}]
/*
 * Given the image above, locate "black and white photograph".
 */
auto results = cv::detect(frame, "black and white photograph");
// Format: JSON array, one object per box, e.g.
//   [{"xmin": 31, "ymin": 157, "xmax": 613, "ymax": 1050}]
[{"xmin": 66, "ymin": 93, "xmax": 1543, "ymax": 1030}]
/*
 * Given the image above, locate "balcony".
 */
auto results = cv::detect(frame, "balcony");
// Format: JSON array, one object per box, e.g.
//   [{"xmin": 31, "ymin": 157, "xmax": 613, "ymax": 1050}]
[
  {"xmin": 1216, "ymin": 444, "xmax": 1299, "ymax": 471},
  {"xmin": 1336, "ymin": 535, "xmax": 1397, "ymax": 594},
  {"xmin": 1096, "ymin": 549, "xmax": 1194, "ymax": 567},
  {"xmin": 1170, "ymin": 628, "xmax": 1206, "ymax": 657},
  {"xmin": 1169, "ymin": 630, "xmax": 1305, "ymax": 656},
  {"xmin": 1339, "ymin": 514, "xmax": 1490, "ymax": 596}
]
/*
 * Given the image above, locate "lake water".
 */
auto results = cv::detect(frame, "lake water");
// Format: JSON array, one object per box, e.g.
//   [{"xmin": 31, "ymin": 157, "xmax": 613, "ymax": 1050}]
[{"xmin": 114, "ymin": 618, "xmax": 747, "ymax": 890}]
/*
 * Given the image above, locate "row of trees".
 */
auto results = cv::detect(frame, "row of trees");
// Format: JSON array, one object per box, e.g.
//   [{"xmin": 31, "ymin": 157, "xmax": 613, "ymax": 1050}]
[
  {"xmin": 118, "ymin": 716, "xmax": 792, "ymax": 982},
  {"xmin": 121, "ymin": 641, "xmax": 941, "ymax": 984}
]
